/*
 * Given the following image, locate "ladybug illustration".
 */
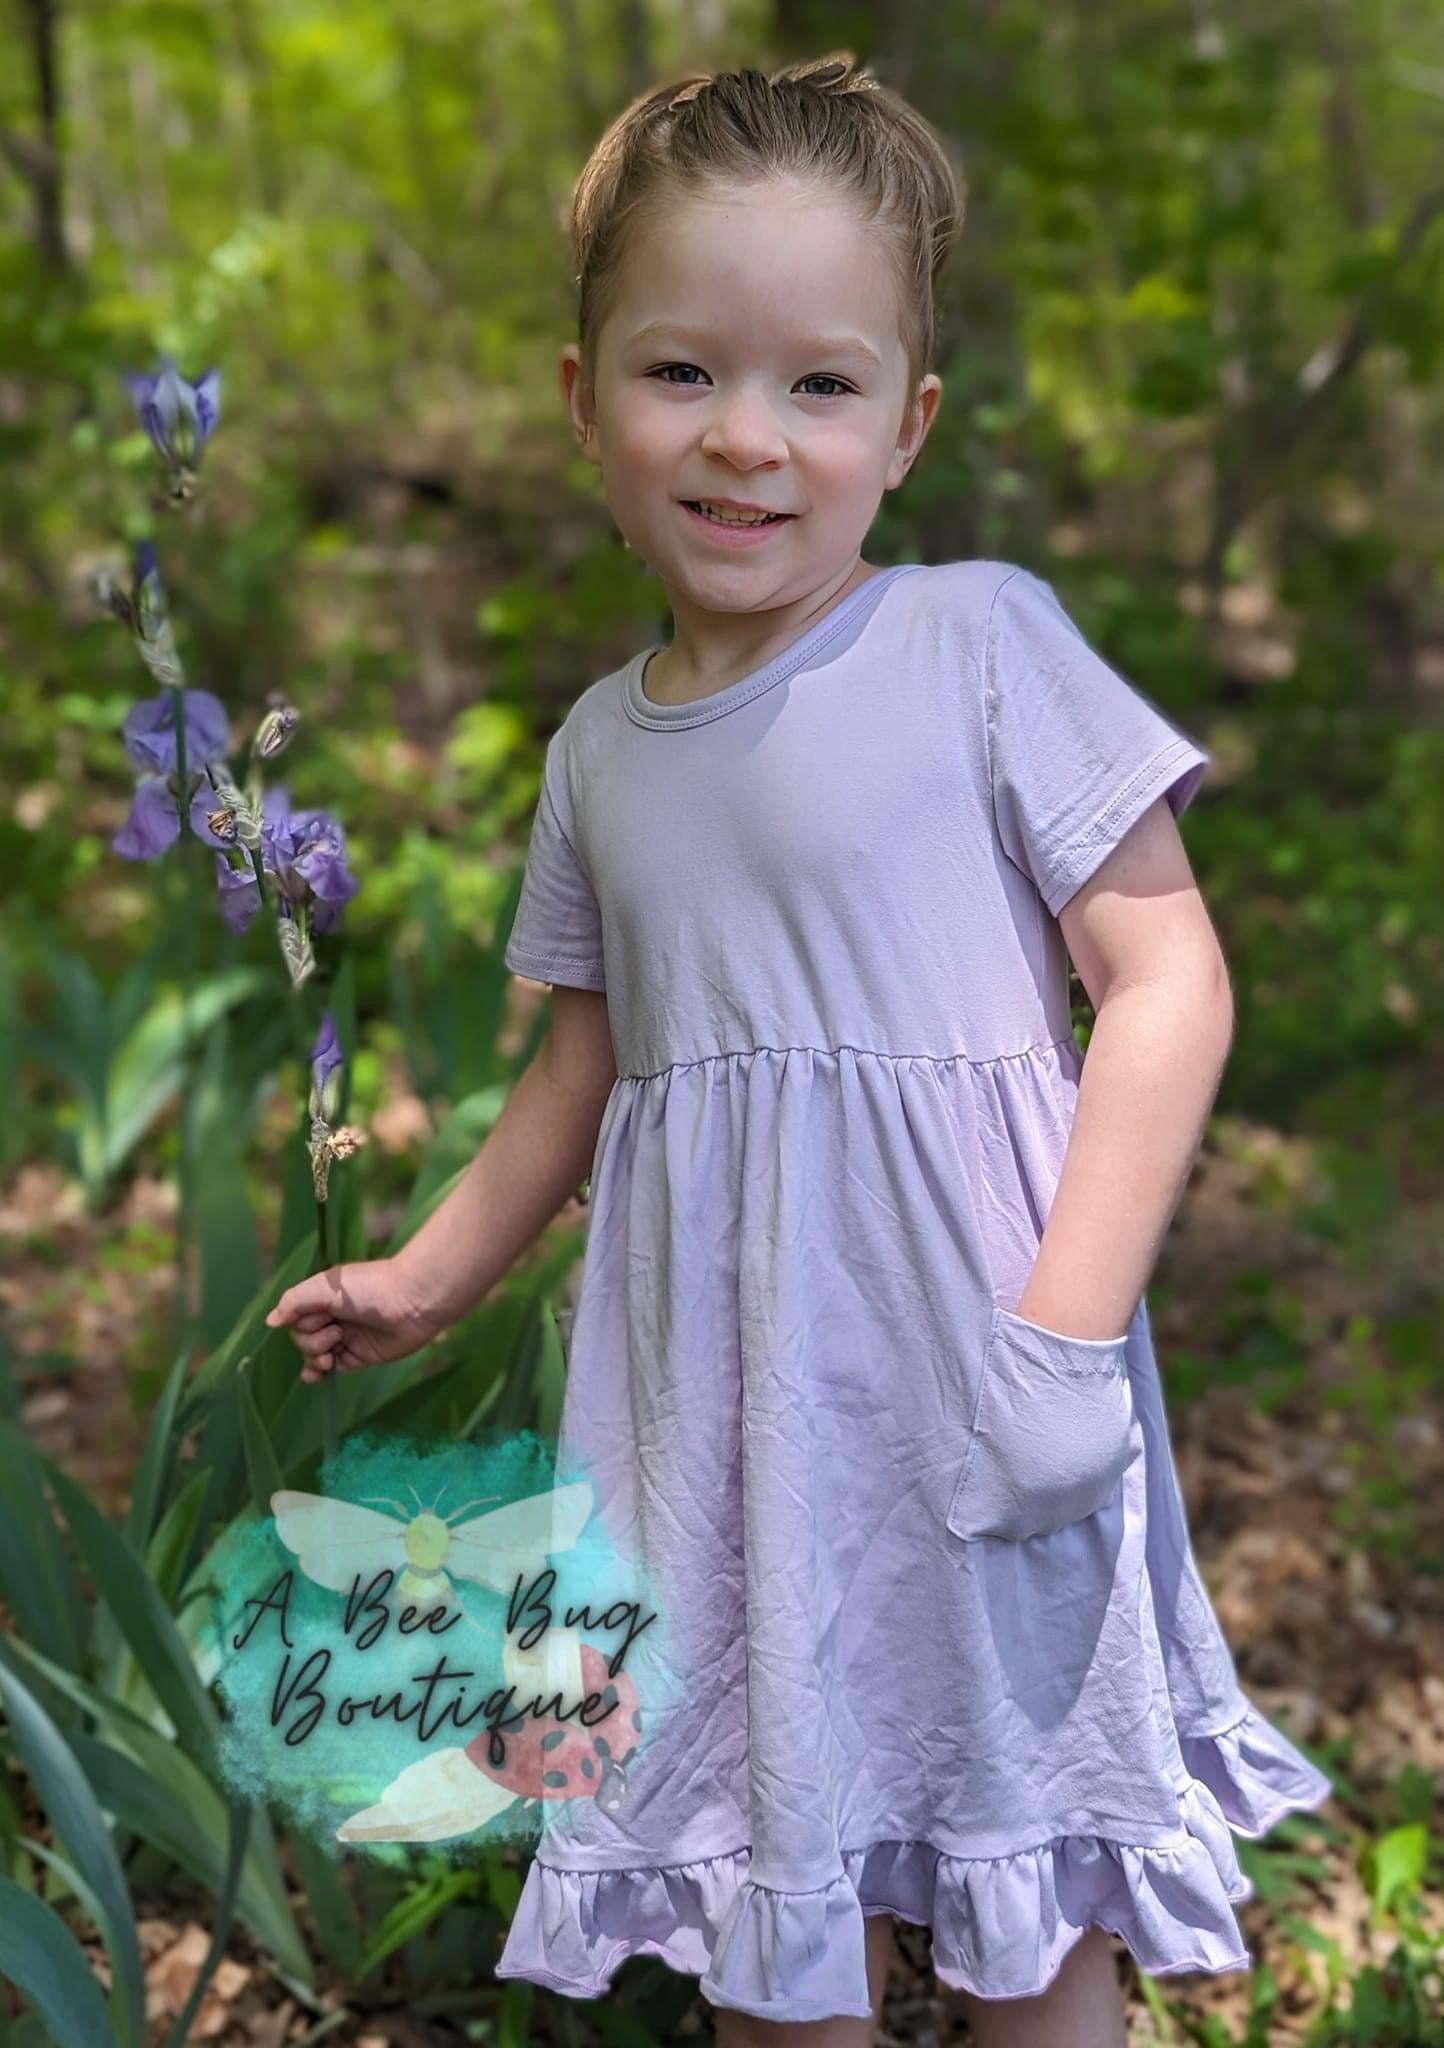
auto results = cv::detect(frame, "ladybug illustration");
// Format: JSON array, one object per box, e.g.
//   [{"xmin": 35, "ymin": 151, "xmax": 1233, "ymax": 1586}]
[
  {"xmin": 335, "ymin": 1626, "xmax": 646, "ymax": 1845},
  {"xmin": 465, "ymin": 1637, "xmax": 642, "ymax": 1813}
]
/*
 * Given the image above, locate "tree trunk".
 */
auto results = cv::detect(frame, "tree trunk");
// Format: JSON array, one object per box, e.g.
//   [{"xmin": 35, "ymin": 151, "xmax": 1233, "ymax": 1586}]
[{"xmin": 21, "ymin": 0, "xmax": 68, "ymax": 273}]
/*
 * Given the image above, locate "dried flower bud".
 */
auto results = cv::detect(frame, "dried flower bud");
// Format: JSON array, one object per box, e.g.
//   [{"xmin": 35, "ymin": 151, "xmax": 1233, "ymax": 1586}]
[
  {"xmin": 278, "ymin": 916, "xmax": 315, "ymax": 989},
  {"xmin": 233, "ymin": 801, "xmax": 264, "ymax": 851},
  {"xmin": 132, "ymin": 550, "xmax": 185, "ymax": 692},
  {"xmin": 97, "ymin": 570, "xmax": 135, "ymax": 628},
  {"xmin": 308, "ymin": 1120, "xmax": 368, "ymax": 1201},
  {"xmin": 308, "ymin": 1120, "xmax": 333, "ymax": 1203},
  {"xmin": 252, "ymin": 705, "xmax": 301, "ymax": 762}
]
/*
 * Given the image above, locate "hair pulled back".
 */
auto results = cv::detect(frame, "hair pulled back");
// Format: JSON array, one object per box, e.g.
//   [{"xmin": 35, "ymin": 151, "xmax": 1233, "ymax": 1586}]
[{"xmin": 566, "ymin": 53, "xmax": 966, "ymax": 400}]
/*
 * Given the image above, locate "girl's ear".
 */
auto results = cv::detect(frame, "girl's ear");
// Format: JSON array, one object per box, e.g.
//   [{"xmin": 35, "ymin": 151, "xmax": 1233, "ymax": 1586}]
[
  {"xmin": 559, "ymin": 345, "xmax": 600, "ymax": 463},
  {"xmin": 885, "ymin": 376, "xmax": 943, "ymax": 493}
]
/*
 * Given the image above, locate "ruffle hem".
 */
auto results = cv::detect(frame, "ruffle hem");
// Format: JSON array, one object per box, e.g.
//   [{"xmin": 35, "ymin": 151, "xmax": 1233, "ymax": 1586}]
[{"xmin": 492, "ymin": 1700, "xmax": 1333, "ymax": 2021}]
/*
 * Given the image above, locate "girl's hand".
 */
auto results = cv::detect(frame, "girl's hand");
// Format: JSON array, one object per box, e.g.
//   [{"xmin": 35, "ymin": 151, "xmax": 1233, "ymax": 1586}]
[{"xmin": 265, "ymin": 1257, "xmax": 443, "ymax": 1383}]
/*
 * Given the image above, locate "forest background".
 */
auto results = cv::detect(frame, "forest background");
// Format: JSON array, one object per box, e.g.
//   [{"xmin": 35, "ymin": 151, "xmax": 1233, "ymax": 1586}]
[{"xmin": 0, "ymin": 2, "xmax": 1441, "ymax": 2044}]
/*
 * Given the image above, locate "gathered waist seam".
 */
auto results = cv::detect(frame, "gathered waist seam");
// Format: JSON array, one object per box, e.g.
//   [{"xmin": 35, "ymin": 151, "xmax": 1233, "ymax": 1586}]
[{"xmin": 617, "ymin": 1034, "xmax": 1077, "ymax": 1082}]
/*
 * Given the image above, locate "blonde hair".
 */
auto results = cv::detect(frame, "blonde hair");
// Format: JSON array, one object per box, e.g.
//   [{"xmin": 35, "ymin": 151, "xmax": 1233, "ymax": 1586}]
[{"xmin": 566, "ymin": 53, "xmax": 967, "ymax": 403}]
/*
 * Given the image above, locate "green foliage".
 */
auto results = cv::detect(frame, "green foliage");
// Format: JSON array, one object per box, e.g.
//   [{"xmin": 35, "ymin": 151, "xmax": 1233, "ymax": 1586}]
[
  {"xmin": 3, "ymin": 1, "xmax": 1443, "ymax": 2039},
  {"xmin": 0, "ymin": 878, "xmax": 587, "ymax": 2036},
  {"xmin": 18, "ymin": 941, "xmax": 270, "ymax": 1211},
  {"xmin": 0, "ymin": 1875, "xmax": 119, "ymax": 2048},
  {"xmin": 0, "ymin": 1656, "xmax": 146, "ymax": 2048}
]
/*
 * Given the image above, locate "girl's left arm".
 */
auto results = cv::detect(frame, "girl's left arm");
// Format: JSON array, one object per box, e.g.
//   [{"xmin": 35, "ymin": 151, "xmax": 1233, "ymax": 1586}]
[{"xmin": 1014, "ymin": 796, "xmax": 1234, "ymax": 1343}]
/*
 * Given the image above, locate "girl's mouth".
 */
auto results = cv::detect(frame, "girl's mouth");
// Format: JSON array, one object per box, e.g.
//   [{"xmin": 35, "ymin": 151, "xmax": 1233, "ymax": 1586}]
[{"xmin": 680, "ymin": 501, "xmax": 796, "ymax": 546}]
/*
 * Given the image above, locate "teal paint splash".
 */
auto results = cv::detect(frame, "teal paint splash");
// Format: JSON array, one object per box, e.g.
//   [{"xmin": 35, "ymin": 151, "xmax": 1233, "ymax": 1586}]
[{"xmin": 195, "ymin": 1431, "xmax": 680, "ymax": 1867}]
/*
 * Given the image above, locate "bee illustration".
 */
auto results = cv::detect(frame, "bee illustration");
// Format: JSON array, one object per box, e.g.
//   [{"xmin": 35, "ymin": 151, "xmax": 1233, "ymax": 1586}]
[{"xmin": 269, "ymin": 1477, "xmax": 595, "ymax": 1616}]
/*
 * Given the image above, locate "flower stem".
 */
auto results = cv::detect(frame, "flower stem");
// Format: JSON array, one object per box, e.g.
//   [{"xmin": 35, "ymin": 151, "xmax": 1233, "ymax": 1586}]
[
  {"xmin": 316, "ymin": 1193, "xmax": 337, "ymax": 1467},
  {"xmin": 200, "ymin": 750, "xmax": 342, "ymax": 1468},
  {"xmin": 169, "ymin": 682, "xmax": 200, "ymax": 1362}
]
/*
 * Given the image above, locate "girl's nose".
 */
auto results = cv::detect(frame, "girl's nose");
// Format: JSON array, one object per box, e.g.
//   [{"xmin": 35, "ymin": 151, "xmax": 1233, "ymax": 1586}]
[{"xmin": 700, "ymin": 393, "xmax": 789, "ymax": 468}]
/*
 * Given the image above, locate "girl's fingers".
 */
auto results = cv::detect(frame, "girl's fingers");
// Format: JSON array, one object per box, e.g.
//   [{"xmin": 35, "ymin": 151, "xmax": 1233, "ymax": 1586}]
[
  {"xmin": 269, "ymin": 1299, "xmax": 329, "ymax": 1328},
  {"xmin": 298, "ymin": 1341, "xmax": 372, "ymax": 1382},
  {"xmin": 293, "ymin": 1324, "xmax": 344, "ymax": 1357}
]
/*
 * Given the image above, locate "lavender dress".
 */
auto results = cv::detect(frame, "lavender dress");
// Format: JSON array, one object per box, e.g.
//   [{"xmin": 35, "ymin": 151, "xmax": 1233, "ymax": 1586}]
[{"xmin": 493, "ymin": 560, "xmax": 1331, "ymax": 2022}]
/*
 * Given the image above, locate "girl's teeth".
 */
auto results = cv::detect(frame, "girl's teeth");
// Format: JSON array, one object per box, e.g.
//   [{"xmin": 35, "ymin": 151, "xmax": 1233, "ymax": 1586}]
[{"xmin": 693, "ymin": 503, "xmax": 778, "ymax": 525}]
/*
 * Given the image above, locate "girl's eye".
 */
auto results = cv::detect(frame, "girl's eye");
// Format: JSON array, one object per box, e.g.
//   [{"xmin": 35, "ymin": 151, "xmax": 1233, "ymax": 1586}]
[{"xmin": 648, "ymin": 365, "xmax": 854, "ymax": 400}]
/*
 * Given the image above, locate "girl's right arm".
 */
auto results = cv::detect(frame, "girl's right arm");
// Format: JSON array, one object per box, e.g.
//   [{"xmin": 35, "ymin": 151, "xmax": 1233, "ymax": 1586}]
[
  {"xmin": 396, "ymin": 984, "xmax": 616, "ymax": 1330},
  {"xmin": 267, "ymin": 985, "xmax": 616, "ymax": 1374}
]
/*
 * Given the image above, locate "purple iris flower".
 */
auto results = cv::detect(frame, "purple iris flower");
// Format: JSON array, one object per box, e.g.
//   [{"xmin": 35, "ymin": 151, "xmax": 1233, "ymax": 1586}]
[
  {"xmin": 309, "ymin": 1010, "xmax": 344, "ymax": 1122},
  {"xmin": 112, "ymin": 688, "xmax": 234, "ymax": 860},
  {"xmin": 123, "ymin": 358, "xmax": 221, "ymax": 470},
  {"xmin": 214, "ymin": 784, "xmax": 359, "ymax": 937},
  {"xmin": 118, "ymin": 685, "xmax": 228, "ymax": 778},
  {"xmin": 310, "ymin": 1011, "xmax": 343, "ymax": 1091},
  {"xmin": 215, "ymin": 856, "xmax": 263, "ymax": 932},
  {"xmin": 114, "ymin": 778, "xmax": 230, "ymax": 861}
]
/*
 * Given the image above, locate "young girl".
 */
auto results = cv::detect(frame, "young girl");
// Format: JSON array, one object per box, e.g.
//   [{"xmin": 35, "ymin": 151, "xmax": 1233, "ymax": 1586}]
[{"xmin": 269, "ymin": 54, "xmax": 1332, "ymax": 2048}]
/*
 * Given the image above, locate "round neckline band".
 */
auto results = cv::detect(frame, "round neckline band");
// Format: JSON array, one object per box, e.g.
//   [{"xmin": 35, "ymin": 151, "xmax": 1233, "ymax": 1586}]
[{"xmin": 622, "ymin": 563, "xmax": 926, "ymax": 731}]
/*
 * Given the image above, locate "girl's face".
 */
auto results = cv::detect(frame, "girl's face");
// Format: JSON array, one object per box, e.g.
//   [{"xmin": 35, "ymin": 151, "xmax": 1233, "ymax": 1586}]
[{"xmin": 561, "ymin": 180, "xmax": 942, "ymax": 628}]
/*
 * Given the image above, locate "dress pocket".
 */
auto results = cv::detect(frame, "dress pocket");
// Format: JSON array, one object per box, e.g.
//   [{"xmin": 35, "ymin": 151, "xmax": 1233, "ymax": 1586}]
[{"xmin": 945, "ymin": 1305, "xmax": 1140, "ymax": 1542}]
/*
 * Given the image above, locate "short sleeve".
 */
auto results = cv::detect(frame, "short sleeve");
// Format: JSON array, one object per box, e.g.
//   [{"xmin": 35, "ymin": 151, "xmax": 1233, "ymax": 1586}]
[
  {"xmin": 503, "ymin": 730, "xmax": 606, "ymax": 990},
  {"xmin": 985, "ymin": 567, "xmax": 1211, "ymax": 918}
]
